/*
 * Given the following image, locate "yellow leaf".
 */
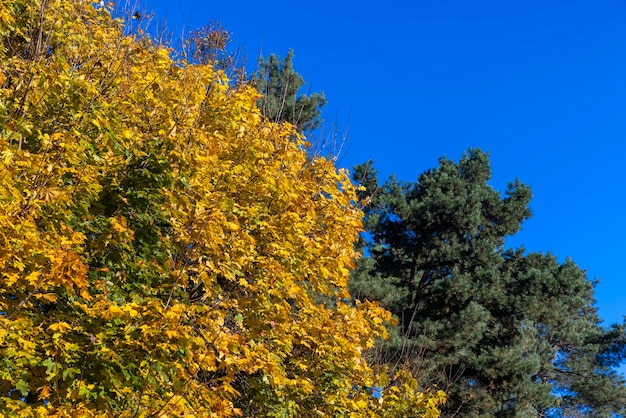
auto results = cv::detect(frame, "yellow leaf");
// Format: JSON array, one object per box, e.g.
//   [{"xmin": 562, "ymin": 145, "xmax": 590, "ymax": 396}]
[
  {"xmin": 41, "ymin": 293, "xmax": 57, "ymax": 303},
  {"xmin": 48, "ymin": 322, "xmax": 72, "ymax": 334},
  {"xmin": 106, "ymin": 305, "xmax": 124, "ymax": 318},
  {"xmin": 26, "ymin": 271, "xmax": 41, "ymax": 286}
]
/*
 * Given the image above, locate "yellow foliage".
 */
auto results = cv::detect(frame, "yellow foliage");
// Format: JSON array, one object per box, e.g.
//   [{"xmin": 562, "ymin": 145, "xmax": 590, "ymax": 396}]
[{"xmin": 0, "ymin": 0, "xmax": 444, "ymax": 416}]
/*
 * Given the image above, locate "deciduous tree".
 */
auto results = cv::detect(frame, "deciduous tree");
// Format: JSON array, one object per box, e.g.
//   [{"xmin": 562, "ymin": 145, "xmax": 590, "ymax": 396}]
[{"xmin": 0, "ymin": 1, "xmax": 444, "ymax": 416}]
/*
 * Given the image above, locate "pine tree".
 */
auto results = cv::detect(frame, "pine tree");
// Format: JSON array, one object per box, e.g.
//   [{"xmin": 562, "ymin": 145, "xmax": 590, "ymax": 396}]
[
  {"xmin": 351, "ymin": 149, "xmax": 626, "ymax": 417},
  {"xmin": 252, "ymin": 50, "xmax": 327, "ymax": 134}
]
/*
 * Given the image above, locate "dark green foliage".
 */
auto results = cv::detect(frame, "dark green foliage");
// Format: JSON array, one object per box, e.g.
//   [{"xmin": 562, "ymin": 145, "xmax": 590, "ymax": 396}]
[
  {"xmin": 252, "ymin": 50, "xmax": 326, "ymax": 134},
  {"xmin": 351, "ymin": 149, "xmax": 626, "ymax": 417}
]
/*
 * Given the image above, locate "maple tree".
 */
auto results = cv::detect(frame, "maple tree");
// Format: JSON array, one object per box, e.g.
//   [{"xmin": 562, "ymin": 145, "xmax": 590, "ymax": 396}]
[{"xmin": 0, "ymin": 0, "xmax": 444, "ymax": 416}]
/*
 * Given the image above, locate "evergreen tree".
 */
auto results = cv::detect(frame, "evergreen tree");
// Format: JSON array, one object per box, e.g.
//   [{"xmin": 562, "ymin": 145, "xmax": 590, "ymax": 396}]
[
  {"xmin": 252, "ymin": 50, "xmax": 327, "ymax": 134},
  {"xmin": 351, "ymin": 149, "xmax": 626, "ymax": 417}
]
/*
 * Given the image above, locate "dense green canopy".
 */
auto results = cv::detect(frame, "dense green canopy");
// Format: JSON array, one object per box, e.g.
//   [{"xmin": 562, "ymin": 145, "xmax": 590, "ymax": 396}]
[{"xmin": 351, "ymin": 149, "xmax": 626, "ymax": 417}]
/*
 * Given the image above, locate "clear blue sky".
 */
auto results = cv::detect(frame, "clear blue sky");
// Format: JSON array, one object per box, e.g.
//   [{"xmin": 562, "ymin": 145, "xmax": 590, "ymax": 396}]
[{"xmin": 141, "ymin": 1, "xmax": 626, "ymax": 333}]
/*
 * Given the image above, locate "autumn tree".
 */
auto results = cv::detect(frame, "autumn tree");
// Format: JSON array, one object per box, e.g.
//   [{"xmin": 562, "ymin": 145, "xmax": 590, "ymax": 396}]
[
  {"xmin": 0, "ymin": 1, "xmax": 444, "ymax": 416},
  {"xmin": 351, "ymin": 150, "xmax": 626, "ymax": 417},
  {"xmin": 184, "ymin": 21, "xmax": 248, "ymax": 86}
]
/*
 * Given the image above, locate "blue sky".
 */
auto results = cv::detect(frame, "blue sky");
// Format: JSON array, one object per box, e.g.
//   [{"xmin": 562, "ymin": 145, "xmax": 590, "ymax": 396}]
[{"xmin": 140, "ymin": 1, "xmax": 626, "ymax": 332}]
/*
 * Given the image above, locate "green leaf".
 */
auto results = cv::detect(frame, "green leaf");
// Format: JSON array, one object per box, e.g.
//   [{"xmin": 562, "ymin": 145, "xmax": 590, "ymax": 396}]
[
  {"xmin": 42, "ymin": 358, "xmax": 58, "ymax": 378},
  {"xmin": 15, "ymin": 379, "xmax": 29, "ymax": 396}
]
